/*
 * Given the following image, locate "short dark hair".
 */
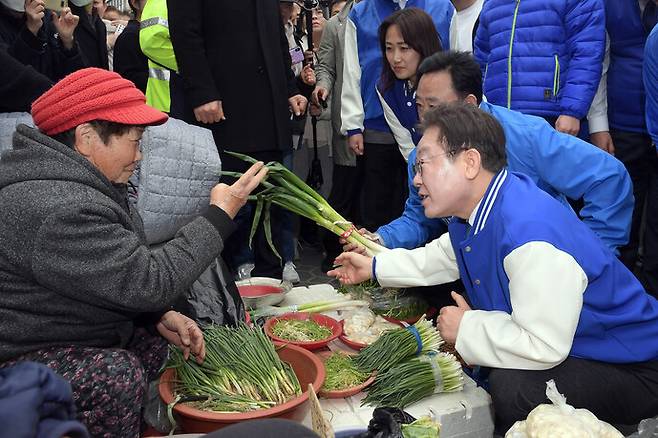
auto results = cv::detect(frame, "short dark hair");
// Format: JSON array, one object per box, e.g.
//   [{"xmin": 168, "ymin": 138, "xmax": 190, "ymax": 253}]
[
  {"xmin": 378, "ymin": 8, "xmax": 442, "ymax": 91},
  {"xmin": 51, "ymin": 120, "xmax": 137, "ymax": 148},
  {"xmin": 417, "ymin": 51, "xmax": 483, "ymax": 104},
  {"xmin": 421, "ymin": 102, "xmax": 506, "ymax": 173}
]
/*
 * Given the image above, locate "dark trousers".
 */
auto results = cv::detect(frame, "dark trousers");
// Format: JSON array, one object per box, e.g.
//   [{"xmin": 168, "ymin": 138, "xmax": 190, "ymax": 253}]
[
  {"xmin": 360, "ymin": 142, "xmax": 408, "ymax": 232},
  {"xmin": 610, "ymin": 130, "xmax": 658, "ymax": 278},
  {"xmin": 322, "ymin": 162, "xmax": 362, "ymax": 264},
  {"xmin": 489, "ymin": 357, "xmax": 658, "ymax": 433}
]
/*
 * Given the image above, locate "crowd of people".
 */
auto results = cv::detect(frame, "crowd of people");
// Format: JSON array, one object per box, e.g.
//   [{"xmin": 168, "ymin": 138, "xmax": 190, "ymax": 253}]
[{"xmin": 1, "ymin": 0, "xmax": 658, "ymax": 436}]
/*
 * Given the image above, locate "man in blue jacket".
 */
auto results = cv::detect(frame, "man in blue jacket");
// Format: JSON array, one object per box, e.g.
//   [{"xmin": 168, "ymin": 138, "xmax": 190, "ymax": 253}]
[
  {"xmin": 605, "ymin": 0, "xmax": 658, "ymax": 297},
  {"xmin": 473, "ymin": 0, "xmax": 606, "ymax": 137},
  {"xmin": 340, "ymin": 0, "xmax": 453, "ymax": 232},
  {"xmin": 329, "ymin": 102, "xmax": 658, "ymax": 432},
  {"xmin": 359, "ymin": 51, "xmax": 633, "ymax": 255}
]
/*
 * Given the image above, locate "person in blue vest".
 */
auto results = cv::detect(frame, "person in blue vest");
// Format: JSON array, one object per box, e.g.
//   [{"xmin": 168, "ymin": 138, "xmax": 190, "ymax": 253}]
[
  {"xmin": 340, "ymin": 0, "xmax": 452, "ymax": 232},
  {"xmin": 329, "ymin": 102, "xmax": 658, "ymax": 432},
  {"xmin": 360, "ymin": 51, "xmax": 632, "ymax": 254},
  {"xmin": 604, "ymin": 0, "xmax": 658, "ymax": 298},
  {"xmin": 376, "ymin": 7, "xmax": 442, "ymax": 161},
  {"xmin": 473, "ymin": 0, "xmax": 606, "ymax": 138}
]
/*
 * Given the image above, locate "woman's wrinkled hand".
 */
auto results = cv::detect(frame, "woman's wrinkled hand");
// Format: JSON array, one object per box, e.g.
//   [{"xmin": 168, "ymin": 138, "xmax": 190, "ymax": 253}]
[
  {"xmin": 210, "ymin": 161, "xmax": 268, "ymax": 218},
  {"xmin": 157, "ymin": 310, "xmax": 205, "ymax": 363}
]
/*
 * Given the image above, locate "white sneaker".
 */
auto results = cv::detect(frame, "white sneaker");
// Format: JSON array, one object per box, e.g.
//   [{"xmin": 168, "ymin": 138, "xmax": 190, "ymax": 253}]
[
  {"xmin": 235, "ymin": 263, "xmax": 255, "ymax": 281},
  {"xmin": 283, "ymin": 261, "xmax": 300, "ymax": 284}
]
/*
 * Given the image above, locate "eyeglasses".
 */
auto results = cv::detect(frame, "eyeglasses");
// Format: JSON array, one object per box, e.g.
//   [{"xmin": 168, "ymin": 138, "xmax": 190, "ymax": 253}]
[{"xmin": 413, "ymin": 149, "xmax": 464, "ymax": 176}]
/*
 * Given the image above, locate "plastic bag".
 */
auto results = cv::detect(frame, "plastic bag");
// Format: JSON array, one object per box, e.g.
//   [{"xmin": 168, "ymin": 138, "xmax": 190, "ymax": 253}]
[
  {"xmin": 347, "ymin": 407, "xmax": 416, "ymax": 438},
  {"xmin": 505, "ymin": 380, "xmax": 623, "ymax": 438},
  {"xmin": 175, "ymin": 257, "xmax": 246, "ymax": 326},
  {"xmin": 627, "ymin": 417, "xmax": 658, "ymax": 438},
  {"xmin": 142, "ymin": 380, "xmax": 172, "ymax": 433},
  {"xmin": 370, "ymin": 289, "xmax": 429, "ymax": 321}
]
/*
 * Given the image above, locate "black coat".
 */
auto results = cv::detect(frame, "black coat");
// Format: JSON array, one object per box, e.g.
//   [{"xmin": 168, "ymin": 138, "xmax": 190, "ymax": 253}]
[
  {"xmin": 168, "ymin": 0, "xmax": 298, "ymax": 156},
  {"xmin": 0, "ymin": 49, "xmax": 52, "ymax": 112},
  {"xmin": 0, "ymin": 4, "xmax": 86, "ymax": 81},
  {"xmin": 113, "ymin": 20, "xmax": 147, "ymax": 93},
  {"xmin": 69, "ymin": 4, "xmax": 108, "ymax": 70}
]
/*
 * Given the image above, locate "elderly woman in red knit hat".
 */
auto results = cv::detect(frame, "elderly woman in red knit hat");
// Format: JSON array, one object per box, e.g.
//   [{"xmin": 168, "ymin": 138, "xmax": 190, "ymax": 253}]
[{"xmin": 0, "ymin": 68, "xmax": 268, "ymax": 437}]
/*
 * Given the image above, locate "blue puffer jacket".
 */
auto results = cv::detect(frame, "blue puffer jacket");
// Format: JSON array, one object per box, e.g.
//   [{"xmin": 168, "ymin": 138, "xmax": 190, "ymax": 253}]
[
  {"xmin": 605, "ymin": 0, "xmax": 656, "ymax": 133},
  {"xmin": 474, "ymin": 0, "xmax": 606, "ymax": 120},
  {"xmin": 376, "ymin": 102, "xmax": 633, "ymax": 252}
]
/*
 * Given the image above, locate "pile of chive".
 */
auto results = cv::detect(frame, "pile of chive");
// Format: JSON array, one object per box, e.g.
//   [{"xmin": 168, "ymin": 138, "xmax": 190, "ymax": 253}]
[
  {"xmin": 271, "ymin": 319, "xmax": 333, "ymax": 342},
  {"xmin": 321, "ymin": 352, "xmax": 370, "ymax": 392},
  {"xmin": 166, "ymin": 323, "xmax": 301, "ymax": 413}
]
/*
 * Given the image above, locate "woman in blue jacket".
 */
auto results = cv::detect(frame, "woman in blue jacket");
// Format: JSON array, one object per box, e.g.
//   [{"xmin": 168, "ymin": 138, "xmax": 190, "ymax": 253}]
[{"xmin": 376, "ymin": 7, "xmax": 443, "ymax": 161}]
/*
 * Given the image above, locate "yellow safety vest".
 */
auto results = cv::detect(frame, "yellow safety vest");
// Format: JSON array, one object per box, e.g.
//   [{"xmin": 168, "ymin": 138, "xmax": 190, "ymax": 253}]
[{"xmin": 139, "ymin": 0, "xmax": 177, "ymax": 113}]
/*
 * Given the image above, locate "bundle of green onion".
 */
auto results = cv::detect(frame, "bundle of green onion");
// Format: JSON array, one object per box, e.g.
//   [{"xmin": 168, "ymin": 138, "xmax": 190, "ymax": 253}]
[
  {"xmin": 362, "ymin": 352, "xmax": 463, "ymax": 408},
  {"xmin": 250, "ymin": 298, "xmax": 370, "ymax": 319},
  {"xmin": 223, "ymin": 152, "xmax": 386, "ymax": 258},
  {"xmin": 322, "ymin": 352, "xmax": 371, "ymax": 392},
  {"xmin": 355, "ymin": 317, "xmax": 444, "ymax": 374},
  {"xmin": 271, "ymin": 319, "xmax": 332, "ymax": 342},
  {"xmin": 166, "ymin": 323, "xmax": 301, "ymax": 412}
]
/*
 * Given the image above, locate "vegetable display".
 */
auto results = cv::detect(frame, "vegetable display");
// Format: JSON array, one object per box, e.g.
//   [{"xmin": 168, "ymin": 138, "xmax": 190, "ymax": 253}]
[
  {"xmin": 321, "ymin": 352, "xmax": 371, "ymax": 392},
  {"xmin": 271, "ymin": 319, "xmax": 333, "ymax": 342},
  {"xmin": 355, "ymin": 317, "xmax": 444, "ymax": 374},
  {"xmin": 223, "ymin": 152, "xmax": 387, "ymax": 258},
  {"xmin": 362, "ymin": 352, "xmax": 464, "ymax": 408},
  {"xmin": 166, "ymin": 324, "xmax": 301, "ymax": 412}
]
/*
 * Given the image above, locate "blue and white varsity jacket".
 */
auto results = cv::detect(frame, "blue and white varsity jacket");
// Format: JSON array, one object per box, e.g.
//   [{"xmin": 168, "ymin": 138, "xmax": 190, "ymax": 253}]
[
  {"xmin": 376, "ymin": 102, "xmax": 633, "ymax": 252},
  {"xmin": 377, "ymin": 79, "xmax": 421, "ymax": 160},
  {"xmin": 376, "ymin": 170, "xmax": 658, "ymax": 369},
  {"xmin": 341, "ymin": 0, "xmax": 453, "ymax": 137}
]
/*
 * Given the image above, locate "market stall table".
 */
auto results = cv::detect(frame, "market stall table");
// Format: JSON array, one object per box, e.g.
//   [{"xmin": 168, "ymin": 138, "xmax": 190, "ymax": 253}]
[{"xmin": 281, "ymin": 284, "xmax": 495, "ymax": 437}]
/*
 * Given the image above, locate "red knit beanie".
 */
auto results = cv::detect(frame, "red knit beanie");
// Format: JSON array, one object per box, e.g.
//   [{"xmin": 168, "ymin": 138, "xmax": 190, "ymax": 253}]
[{"xmin": 31, "ymin": 68, "xmax": 168, "ymax": 136}]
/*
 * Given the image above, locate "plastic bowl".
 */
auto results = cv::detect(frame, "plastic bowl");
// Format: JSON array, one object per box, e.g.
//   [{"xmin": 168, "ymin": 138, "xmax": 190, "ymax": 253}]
[
  {"xmin": 158, "ymin": 342, "xmax": 325, "ymax": 433},
  {"xmin": 236, "ymin": 277, "xmax": 292, "ymax": 309},
  {"xmin": 338, "ymin": 319, "xmax": 403, "ymax": 351},
  {"xmin": 264, "ymin": 313, "xmax": 342, "ymax": 351},
  {"xmin": 316, "ymin": 351, "xmax": 376, "ymax": 399}
]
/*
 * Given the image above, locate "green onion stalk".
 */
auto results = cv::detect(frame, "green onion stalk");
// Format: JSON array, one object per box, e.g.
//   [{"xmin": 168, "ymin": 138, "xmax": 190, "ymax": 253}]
[
  {"xmin": 165, "ymin": 323, "xmax": 301, "ymax": 412},
  {"xmin": 362, "ymin": 352, "xmax": 464, "ymax": 408},
  {"xmin": 249, "ymin": 298, "xmax": 370, "ymax": 319},
  {"xmin": 355, "ymin": 317, "xmax": 444, "ymax": 374},
  {"xmin": 222, "ymin": 151, "xmax": 387, "ymax": 258}
]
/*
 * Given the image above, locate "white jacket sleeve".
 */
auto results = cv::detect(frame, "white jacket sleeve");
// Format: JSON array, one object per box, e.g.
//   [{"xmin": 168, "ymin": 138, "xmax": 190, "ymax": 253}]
[
  {"xmin": 377, "ymin": 88, "xmax": 415, "ymax": 161},
  {"xmin": 374, "ymin": 232, "xmax": 461, "ymax": 287},
  {"xmin": 587, "ymin": 33, "xmax": 610, "ymax": 134},
  {"xmin": 340, "ymin": 18, "xmax": 365, "ymax": 135},
  {"xmin": 455, "ymin": 241, "xmax": 587, "ymax": 370}
]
